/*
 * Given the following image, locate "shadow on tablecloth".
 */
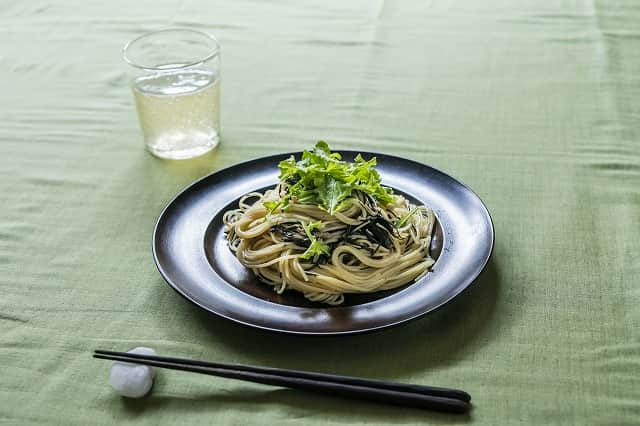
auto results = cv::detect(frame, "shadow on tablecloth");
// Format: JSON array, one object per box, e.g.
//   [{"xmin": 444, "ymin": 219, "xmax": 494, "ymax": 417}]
[{"xmin": 190, "ymin": 256, "xmax": 506, "ymax": 375}]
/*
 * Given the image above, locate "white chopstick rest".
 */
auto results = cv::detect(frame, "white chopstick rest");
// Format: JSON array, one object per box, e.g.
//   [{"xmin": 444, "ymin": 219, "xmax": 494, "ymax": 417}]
[{"xmin": 110, "ymin": 347, "xmax": 157, "ymax": 398}]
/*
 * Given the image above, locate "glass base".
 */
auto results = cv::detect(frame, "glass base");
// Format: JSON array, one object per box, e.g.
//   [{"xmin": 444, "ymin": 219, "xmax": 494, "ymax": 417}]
[{"xmin": 145, "ymin": 132, "xmax": 219, "ymax": 160}]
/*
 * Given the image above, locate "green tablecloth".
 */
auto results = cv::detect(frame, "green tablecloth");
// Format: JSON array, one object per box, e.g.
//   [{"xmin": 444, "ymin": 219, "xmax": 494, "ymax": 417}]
[{"xmin": 2, "ymin": 1, "xmax": 639, "ymax": 424}]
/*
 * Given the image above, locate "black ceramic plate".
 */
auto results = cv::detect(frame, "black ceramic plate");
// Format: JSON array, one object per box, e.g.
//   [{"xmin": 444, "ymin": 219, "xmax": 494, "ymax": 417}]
[{"xmin": 153, "ymin": 151, "xmax": 494, "ymax": 335}]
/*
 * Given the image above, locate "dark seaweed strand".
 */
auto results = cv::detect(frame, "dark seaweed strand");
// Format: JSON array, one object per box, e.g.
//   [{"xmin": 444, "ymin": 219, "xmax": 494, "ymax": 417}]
[
  {"xmin": 265, "ymin": 190, "xmax": 402, "ymax": 265},
  {"xmin": 272, "ymin": 223, "xmax": 312, "ymax": 248}
]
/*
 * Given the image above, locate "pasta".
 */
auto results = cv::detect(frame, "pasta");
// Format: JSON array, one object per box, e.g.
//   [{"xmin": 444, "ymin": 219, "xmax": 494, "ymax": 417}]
[{"xmin": 223, "ymin": 142, "xmax": 436, "ymax": 305}]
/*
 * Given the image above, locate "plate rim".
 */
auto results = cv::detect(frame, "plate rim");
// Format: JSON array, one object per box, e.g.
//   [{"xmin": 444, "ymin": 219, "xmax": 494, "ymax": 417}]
[{"xmin": 152, "ymin": 150, "xmax": 495, "ymax": 335}]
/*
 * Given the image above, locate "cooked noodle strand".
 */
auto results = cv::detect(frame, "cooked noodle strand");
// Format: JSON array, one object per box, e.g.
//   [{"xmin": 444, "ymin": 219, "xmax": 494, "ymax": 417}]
[{"xmin": 224, "ymin": 186, "xmax": 435, "ymax": 305}]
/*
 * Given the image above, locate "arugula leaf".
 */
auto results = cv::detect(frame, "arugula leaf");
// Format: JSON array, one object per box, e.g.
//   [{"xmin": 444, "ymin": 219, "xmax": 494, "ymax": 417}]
[
  {"xmin": 262, "ymin": 200, "xmax": 280, "ymax": 212},
  {"xmin": 318, "ymin": 176, "xmax": 350, "ymax": 215},
  {"xmin": 302, "ymin": 221, "xmax": 322, "ymax": 238},
  {"xmin": 276, "ymin": 141, "xmax": 395, "ymax": 213},
  {"xmin": 300, "ymin": 221, "xmax": 330, "ymax": 261},
  {"xmin": 395, "ymin": 207, "xmax": 420, "ymax": 228},
  {"xmin": 299, "ymin": 240, "xmax": 331, "ymax": 261}
]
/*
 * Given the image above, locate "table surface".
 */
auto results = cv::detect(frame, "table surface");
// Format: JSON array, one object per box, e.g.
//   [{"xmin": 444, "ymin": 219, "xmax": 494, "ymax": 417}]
[{"xmin": 2, "ymin": 1, "xmax": 639, "ymax": 425}]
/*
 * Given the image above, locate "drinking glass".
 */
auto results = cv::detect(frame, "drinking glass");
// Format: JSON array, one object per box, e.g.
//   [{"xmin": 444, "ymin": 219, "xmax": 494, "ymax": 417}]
[{"xmin": 123, "ymin": 29, "xmax": 221, "ymax": 159}]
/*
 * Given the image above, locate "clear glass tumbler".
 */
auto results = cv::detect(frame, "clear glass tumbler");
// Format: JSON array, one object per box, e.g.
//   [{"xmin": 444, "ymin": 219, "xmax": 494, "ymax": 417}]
[{"xmin": 123, "ymin": 29, "xmax": 221, "ymax": 160}]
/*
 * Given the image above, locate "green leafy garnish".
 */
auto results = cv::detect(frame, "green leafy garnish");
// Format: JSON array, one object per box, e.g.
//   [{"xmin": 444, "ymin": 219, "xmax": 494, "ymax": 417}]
[
  {"xmin": 302, "ymin": 221, "xmax": 322, "ymax": 236},
  {"xmin": 395, "ymin": 207, "xmax": 420, "ymax": 228},
  {"xmin": 300, "ymin": 240, "xmax": 331, "ymax": 261},
  {"xmin": 299, "ymin": 221, "xmax": 330, "ymax": 261},
  {"xmin": 262, "ymin": 201, "xmax": 280, "ymax": 212},
  {"xmin": 271, "ymin": 141, "xmax": 394, "ymax": 214}
]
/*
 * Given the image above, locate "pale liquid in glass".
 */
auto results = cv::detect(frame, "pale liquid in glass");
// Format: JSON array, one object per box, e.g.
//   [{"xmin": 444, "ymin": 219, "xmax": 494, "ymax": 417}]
[{"xmin": 133, "ymin": 68, "xmax": 220, "ymax": 159}]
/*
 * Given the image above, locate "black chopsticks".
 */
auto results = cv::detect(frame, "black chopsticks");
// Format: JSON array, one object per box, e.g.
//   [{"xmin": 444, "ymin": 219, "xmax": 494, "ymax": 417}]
[{"xmin": 94, "ymin": 349, "xmax": 470, "ymax": 414}]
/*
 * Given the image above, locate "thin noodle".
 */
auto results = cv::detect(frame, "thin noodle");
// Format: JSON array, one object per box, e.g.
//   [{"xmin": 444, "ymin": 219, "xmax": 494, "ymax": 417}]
[{"xmin": 224, "ymin": 185, "xmax": 436, "ymax": 305}]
